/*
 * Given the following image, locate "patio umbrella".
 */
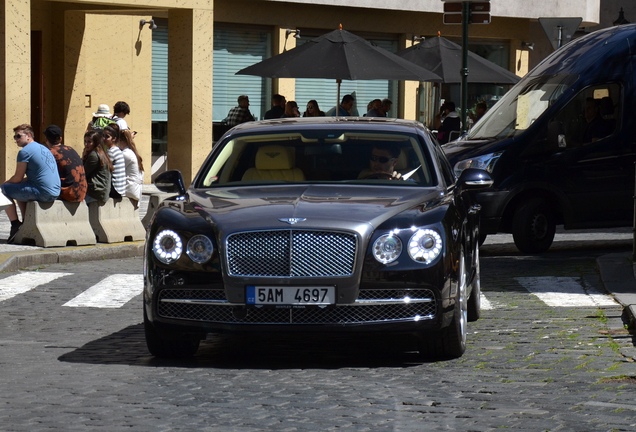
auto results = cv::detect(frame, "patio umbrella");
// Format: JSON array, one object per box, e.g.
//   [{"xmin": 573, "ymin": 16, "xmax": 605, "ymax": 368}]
[
  {"xmin": 395, "ymin": 36, "xmax": 520, "ymax": 84},
  {"xmin": 236, "ymin": 26, "xmax": 441, "ymax": 116}
]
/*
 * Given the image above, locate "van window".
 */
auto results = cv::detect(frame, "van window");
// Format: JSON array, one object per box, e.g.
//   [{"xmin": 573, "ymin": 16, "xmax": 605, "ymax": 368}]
[
  {"xmin": 467, "ymin": 74, "xmax": 578, "ymax": 140},
  {"xmin": 552, "ymin": 83, "xmax": 621, "ymax": 148}
]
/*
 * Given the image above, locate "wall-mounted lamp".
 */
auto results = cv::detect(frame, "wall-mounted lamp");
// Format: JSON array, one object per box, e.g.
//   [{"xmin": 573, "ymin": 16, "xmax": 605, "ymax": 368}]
[
  {"xmin": 613, "ymin": 7, "xmax": 630, "ymax": 26},
  {"xmin": 283, "ymin": 28, "xmax": 301, "ymax": 51},
  {"xmin": 412, "ymin": 36, "xmax": 425, "ymax": 44},
  {"xmin": 521, "ymin": 41, "xmax": 534, "ymax": 50},
  {"xmin": 140, "ymin": 19, "xmax": 157, "ymax": 30}
]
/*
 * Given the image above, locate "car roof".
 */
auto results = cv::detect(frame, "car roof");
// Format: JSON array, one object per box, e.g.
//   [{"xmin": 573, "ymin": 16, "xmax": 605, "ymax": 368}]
[{"xmin": 222, "ymin": 116, "xmax": 429, "ymax": 136}]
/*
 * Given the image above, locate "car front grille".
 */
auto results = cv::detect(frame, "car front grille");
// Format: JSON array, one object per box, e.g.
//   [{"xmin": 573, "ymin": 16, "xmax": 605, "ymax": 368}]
[
  {"xmin": 226, "ymin": 230, "xmax": 357, "ymax": 277},
  {"xmin": 157, "ymin": 288, "xmax": 436, "ymax": 324}
]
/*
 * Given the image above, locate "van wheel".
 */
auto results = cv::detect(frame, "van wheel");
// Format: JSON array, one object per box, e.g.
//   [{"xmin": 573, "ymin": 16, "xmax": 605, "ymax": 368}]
[{"xmin": 512, "ymin": 198, "xmax": 556, "ymax": 254}]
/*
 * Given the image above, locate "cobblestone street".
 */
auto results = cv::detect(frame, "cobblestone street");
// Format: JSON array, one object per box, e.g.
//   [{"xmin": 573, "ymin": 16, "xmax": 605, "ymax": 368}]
[{"xmin": 1, "ymin": 243, "xmax": 636, "ymax": 431}]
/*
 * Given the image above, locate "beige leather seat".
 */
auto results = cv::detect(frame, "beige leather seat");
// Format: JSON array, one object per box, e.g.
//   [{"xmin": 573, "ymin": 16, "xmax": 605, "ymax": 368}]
[{"xmin": 242, "ymin": 145, "xmax": 305, "ymax": 181}]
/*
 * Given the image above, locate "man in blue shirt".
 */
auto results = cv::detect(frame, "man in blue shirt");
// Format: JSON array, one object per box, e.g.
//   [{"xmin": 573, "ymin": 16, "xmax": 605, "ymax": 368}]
[
  {"xmin": 335, "ymin": 94, "xmax": 355, "ymax": 117},
  {"xmin": 1, "ymin": 124, "xmax": 61, "ymax": 242}
]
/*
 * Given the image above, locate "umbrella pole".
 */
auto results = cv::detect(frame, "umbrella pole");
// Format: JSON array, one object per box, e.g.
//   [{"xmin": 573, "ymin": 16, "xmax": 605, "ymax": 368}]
[{"xmin": 336, "ymin": 79, "xmax": 341, "ymax": 118}]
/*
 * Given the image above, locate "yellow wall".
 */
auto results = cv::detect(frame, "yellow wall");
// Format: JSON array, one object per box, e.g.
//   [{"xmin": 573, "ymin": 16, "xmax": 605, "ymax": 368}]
[{"xmin": 63, "ymin": 12, "xmax": 153, "ymax": 182}]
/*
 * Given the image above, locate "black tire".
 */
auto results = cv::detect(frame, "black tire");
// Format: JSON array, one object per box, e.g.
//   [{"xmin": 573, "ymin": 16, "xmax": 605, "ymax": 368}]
[
  {"xmin": 511, "ymin": 198, "xmax": 556, "ymax": 254},
  {"xmin": 467, "ymin": 242, "xmax": 481, "ymax": 322},
  {"xmin": 144, "ymin": 309, "xmax": 201, "ymax": 358},
  {"xmin": 419, "ymin": 250, "xmax": 468, "ymax": 359}
]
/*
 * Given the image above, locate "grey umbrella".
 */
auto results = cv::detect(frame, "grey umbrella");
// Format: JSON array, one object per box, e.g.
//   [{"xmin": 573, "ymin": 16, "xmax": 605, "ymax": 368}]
[
  {"xmin": 236, "ymin": 27, "xmax": 441, "ymax": 116},
  {"xmin": 395, "ymin": 36, "xmax": 520, "ymax": 84}
]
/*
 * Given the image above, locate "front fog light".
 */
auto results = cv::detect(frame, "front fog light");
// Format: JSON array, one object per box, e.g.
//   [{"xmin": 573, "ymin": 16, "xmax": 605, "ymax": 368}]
[
  {"xmin": 187, "ymin": 235, "xmax": 214, "ymax": 263},
  {"xmin": 153, "ymin": 230, "xmax": 183, "ymax": 264},
  {"xmin": 408, "ymin": 229, "xmax": 442, "ymax": 263},
  {"xmin": 373, "ymin": 234, "xmax": 403, "ymax": 264}
]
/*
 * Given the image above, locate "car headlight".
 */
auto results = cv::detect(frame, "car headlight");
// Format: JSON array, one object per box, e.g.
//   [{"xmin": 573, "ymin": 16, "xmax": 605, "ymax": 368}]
[
  {"xmin": 408, "ymin": 229, "xmax": 442, "ymax": 263},
  {"xmin": 186, "ymin": 234, "xmax": 214, "ymax": 263},
  {"xmin": 153, "ymin": 230, "xmax": 183, "ymax": 264},
  {"xmin": 453, "ymin": 152, "xmax": 502, "ymax": 177},
  {"xmin": 373, "ymin": 233, "xmax": 403, "ymax": 264}
]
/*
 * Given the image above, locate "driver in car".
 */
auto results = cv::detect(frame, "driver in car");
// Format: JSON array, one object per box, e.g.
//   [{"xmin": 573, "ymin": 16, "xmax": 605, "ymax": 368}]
[{"xmin": 359, "ymin": 143, "xmax": 402, "ymax": 179}]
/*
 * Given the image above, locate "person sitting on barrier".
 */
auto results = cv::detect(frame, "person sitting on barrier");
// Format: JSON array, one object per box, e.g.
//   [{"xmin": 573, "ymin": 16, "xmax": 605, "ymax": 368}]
[
  {"xmin": 118, "ymin": 129, "xmax": 144, "ymax": 208},
  {"xmin": 102, "ymin": 124, "xmax": 126, "ymax": 199},
  {"xmin": 43, "ymin": 125, "xmax": 87, "ymax": 202},
  {"xmin": 82, "ymin": 130, "xmax": 113, "ymax": 204},
  {"xmin": 1, "ymin": 124, "xmax": 61, "ymax": 243}
]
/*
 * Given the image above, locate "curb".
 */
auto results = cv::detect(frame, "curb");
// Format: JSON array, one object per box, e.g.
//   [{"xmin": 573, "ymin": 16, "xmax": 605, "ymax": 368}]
[
  {"xmin": 597, "ymin": 252, "xmax": 636, "ymax": 327},
  {"xmin": 0, "ymin": 241, "xmax": 145, "ymax": 273}
]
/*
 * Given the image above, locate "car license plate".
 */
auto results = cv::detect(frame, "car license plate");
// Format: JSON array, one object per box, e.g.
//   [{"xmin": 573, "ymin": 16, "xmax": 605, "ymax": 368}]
[{"xmin": 246, "ymin": 286, "xmax": 335, "ymax": 305}]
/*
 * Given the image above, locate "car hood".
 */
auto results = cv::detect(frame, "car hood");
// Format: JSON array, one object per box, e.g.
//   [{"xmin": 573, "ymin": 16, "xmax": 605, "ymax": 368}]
[{"xmin": 187, "ymin": 184, "xmax": 442, "ymax": 236}]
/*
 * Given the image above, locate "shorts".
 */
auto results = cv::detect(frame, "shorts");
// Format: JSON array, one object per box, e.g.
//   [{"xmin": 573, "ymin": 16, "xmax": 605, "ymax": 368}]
[{"xmin": 1, "ymin": 182, "xmax": 56, "ymax": 203}]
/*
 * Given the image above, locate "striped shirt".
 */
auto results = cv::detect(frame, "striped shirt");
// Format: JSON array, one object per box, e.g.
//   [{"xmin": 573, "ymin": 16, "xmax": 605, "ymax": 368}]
[{"xmin": 107, "ymin": 146, "xmax": 126, "ymax": 195}]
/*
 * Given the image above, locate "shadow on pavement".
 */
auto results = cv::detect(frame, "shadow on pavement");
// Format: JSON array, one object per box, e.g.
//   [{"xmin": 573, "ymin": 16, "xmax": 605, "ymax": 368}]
[{"xmin": 58, "ymin": 324, "xmax": 430, "ymax": 369}]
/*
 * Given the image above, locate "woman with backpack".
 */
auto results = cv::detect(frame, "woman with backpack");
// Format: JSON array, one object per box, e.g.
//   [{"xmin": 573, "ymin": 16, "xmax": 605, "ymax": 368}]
[
  {"xmin": 118, "ymin": 129, "xmax": 144, "ymax": 208},
  {"xmin": 82, "ymin": 130, "xmax": 113, "ymax": 203}
]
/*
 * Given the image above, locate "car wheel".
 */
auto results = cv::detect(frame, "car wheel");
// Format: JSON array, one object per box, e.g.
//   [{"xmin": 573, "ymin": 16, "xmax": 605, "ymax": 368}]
[
  {"xmin": 478, "ymin": 231, "xmax": 487, "ymax": 246},
  {"xmin": 511, "ymin": 198, "xmax": 556, "ymax": 254},
  {"xmin": 419, "ymin": 249, "xmax": 468, "ymax": 359},
  {"xmin": 467, "ymin": 242, "xmax": 481, "ymax": 322},
  {"xmin": 144, "ymin": 308, "xmax": 201, "ymax": 358}
]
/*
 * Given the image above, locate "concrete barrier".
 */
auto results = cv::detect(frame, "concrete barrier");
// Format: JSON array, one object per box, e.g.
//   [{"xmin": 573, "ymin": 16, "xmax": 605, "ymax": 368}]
[
  {"xmin": 88, "ymin": 197, "xmax": 146, "ymax": 243},
  {"xmin": 141, "ymin": 193, "xmax": 174, "ymax": 228},
  {"xmin": 14, "ymin": 200, "xmax": 96, "ymax": 247}
]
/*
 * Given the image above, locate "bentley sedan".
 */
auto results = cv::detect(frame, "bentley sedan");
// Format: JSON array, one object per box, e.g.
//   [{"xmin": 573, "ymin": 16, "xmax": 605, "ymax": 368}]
[{"xmin": 144, "ymin": 117, "xmax": 492, "ymax": 359}]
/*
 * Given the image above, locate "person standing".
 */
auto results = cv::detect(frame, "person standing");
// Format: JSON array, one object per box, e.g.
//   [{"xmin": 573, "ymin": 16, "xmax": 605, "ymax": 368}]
[
  {"xmin": 82, "ymin": 130, "xmax": 112, "ymax": 204},
  {"xmin": 366, "ymin": 99, "xmax": 383, "ymax": 117},
  {"xmin": 282, "ymin": 101, "xmax": 300, "ymax": 118},
  {"xmin": 224, "ymin": 95, "xmax": 255, "ymax": 127},
  {"xmin": 264, "ymin": 94, "xmax": 286, "ymax": 119},
  {"xmin": 112, "ymin": 101, "xmax": 131, "ymax": 131},
  {"xmin": 43, "ymin": 125, "xmax": 87, "ymax": 202},
  {"xmin": 1, "ymin": 124, "xmax": 61, "ymax": 242},
  {"xmin": 119, "ymin": 129, "xmax": 144, "ymax": 208},
  {"xmin": 102, "ymin": 124, "xmax": 126, "ymax": 199},
  {"xmin": 436, "ymin": 101, "xmax": 461, "ymax": 144},
  {"xmin": 381, "ymin": 98, "xmax": 393, "ymax": 117}
]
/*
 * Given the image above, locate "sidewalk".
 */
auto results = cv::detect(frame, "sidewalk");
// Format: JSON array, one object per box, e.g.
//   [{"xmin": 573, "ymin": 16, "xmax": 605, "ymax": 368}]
[{"xmin": 0, "ymin": 186, "xmax": 160, "ymax": 272}]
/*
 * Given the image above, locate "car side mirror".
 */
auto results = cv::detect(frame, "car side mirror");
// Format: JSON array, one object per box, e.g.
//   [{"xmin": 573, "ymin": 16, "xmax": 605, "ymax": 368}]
[
  {"xmin": 154, "ymin": 170, "xmax": 186, "ymax": 196},
  {"xmin": 456, "ymin": 168, "xmax": 493, "ymax": 191},
  {"xmin": 548, "ymin": 121, "xmax": 566, "ymax": 149}
]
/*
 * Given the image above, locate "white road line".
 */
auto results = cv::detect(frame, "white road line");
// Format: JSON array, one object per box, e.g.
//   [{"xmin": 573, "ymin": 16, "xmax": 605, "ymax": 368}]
[
  {"xmin": 0, "ymin": 272, "xmax": 73, "ymax": 302},
  {"xmin": 515, "ymin": 276, "xmax": 618, "ymax": 307},
  {"xmin": 480, "ymin": 293, "xmax": 493, "ymax": 310},
  {"xmin": 63, "ymin": 274, "xmax": 144, "ymax": 308}
]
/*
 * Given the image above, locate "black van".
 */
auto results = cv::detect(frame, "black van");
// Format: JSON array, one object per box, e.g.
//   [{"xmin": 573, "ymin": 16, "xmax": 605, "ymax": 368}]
[{"xmin": 443, "ymin": 25, "xmax": 636, "ymax": 253}]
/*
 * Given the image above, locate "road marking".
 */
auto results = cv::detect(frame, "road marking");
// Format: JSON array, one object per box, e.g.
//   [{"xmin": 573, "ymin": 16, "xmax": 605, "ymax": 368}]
[
  {"xmin": 515, "ymin": 276, "xmax": 617, "ymax": 307},
  {"xmin": 0, "ymin": 272, "xmax": 73, "ymax": 302},
  {"xmin": 63, "ymin": 274, "xmax": 143, "ymax": 308},
  {"xmin": 480, "ymin": 293, "xmax": 493, "ymax": 310}
]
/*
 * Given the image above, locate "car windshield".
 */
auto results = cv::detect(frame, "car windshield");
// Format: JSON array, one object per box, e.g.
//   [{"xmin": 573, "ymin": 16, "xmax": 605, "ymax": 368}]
[
  {"xmin": 196, "ymin": 129, "xmax": 437, "ymax": 187},
  {"xmin": 467, "ymin": 73, "xmax": 579, "ymax": 140}
]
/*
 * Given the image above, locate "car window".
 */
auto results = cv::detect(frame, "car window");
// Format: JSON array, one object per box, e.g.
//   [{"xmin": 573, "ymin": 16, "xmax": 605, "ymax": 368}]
[
  {"xmin": 552, "ymin": 82, "xmax": 622, "ymax": 149},
  {"xmin": 432, "ymin": 142, "xmax": 455, "ymax": 187},
  {"xmin": 197, "ymin": 131, "xmax": 438, "ymax": 187}
]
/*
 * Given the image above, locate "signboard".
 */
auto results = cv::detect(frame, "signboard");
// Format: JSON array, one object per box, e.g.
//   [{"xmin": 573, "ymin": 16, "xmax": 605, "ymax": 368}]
[
  {"xmin": 443, "ymin": 1, "xmax": 491, "ymax": 25},
  {"xmin": 538, "ymin": 17, "xmax": 582, "ymax": 50}
]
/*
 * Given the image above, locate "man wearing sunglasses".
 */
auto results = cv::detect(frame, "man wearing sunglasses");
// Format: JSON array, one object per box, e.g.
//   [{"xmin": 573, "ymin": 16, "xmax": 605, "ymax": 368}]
[
  {"xmin": 358, "ymin": 143, "xmax": 402, "ymax": 180},
  {"xmin": 1, "ymin": 124, "xmax": 60, "ymax": 243}
]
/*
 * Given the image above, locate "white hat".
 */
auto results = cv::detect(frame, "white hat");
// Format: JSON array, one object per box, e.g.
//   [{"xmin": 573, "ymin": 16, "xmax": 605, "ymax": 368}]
[{"xmin": 93, "ymin": 104, "xmax": 111, "ymax": 118}]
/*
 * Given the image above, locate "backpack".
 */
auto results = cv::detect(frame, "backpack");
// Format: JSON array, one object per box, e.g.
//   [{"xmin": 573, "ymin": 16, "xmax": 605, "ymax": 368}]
[{"xmin": 92, "ymin": 116, "xmax": 116, "ymax": 130}]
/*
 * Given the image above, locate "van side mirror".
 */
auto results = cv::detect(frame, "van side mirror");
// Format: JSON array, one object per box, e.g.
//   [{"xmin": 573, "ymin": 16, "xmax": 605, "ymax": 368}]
[
  {"xmin": 548, "ymin": 121, "xmax": 566, "ymax": 149},
  {"xmin": 456, "ymin": 168, "xmax": 493, "ymax": 191}
]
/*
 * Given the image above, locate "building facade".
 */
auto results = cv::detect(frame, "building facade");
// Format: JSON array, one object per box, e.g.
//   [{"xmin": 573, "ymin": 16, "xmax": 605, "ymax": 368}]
[{"xmin": 0, "ymin": 0, "xmax": 600, "ymax": 185}]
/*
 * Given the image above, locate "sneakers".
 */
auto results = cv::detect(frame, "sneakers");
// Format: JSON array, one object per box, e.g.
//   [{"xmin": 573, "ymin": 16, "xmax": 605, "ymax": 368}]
[{"xmin": 7, "ymin": 221, "xmax": 22, "ymax": 244}]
